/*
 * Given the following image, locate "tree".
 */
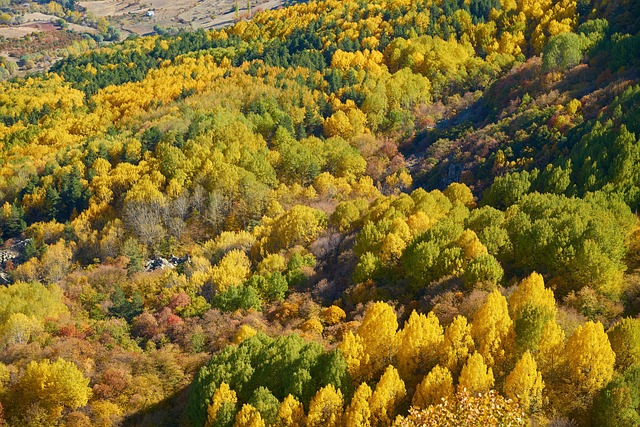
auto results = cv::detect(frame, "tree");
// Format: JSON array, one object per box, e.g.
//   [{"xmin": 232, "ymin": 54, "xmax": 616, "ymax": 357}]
[
  {"xmin": 234, "ymin": 404, "xmax": 265, "ymax": 427},
  {"xmin": 266, "ymin": 205, "xmax": 327, "ymax": 252},
  {"xmin": 462, "ymin": 254, "xmax": 503, "ymax": 290},
  {"xmin": 471, "ymin": 290, "xmax": 513, "ymax": 373},
  {"xmin": 109, "ymin": 285, "xmax": 144, "ymax": 322},
  {"xmin": 458, "ymin": 352, "xmax": 494, "ymax": 396},
  {"xmin": 607, "ymin": 318, "xmax": 640, "ymax": 371},
  {"xmin": 0, "ymin": 203, "xmax": 26, "ymax": 239},
  {"xmin": 8, "ymin": 358, "xmax": 91, "ymax": 423},
  {"xmin": 438, "ymin": 315, "xmax": 475, "ymax": 376},
  {"xmin": 0, "ymin": 312, "xmax": 42, "ymax": 347},
  {"xmin": 503, "ymin": 351, "xmax": 544, "ymax": 413},
  {"xmin": 565, "ymin": 321, "xmax": 615, "ymax": 394},
  {"xmin": 396, "ymin": 390, "xmax": 526, "ymax": 427},
  {"xmin": 306, "ymin": 384, "xmax": 343, "ymax": 427},
  {"xmin": 343, "ymin": 383, "xmax": 372, "ymax": 427},
  {"xmin": 509, "ymin": 272, "xmax": 557, "ymax": 355},
  {"xmin": 276, "ymin": 395, "xmax": 305, "ymax": 427},
  {"xmin": 593, "ymin": 365, "xmax": 640, "ymax": 427},
  {"xmin": 320, "ymin": 306, "xmax": 346, "ymax": 326},
  {"xmin": 249, "ymin": 387, "xmax": 279, "ymax": 425},
  {"xmin": 210, "ymin": 250, "xmax": 252, "ymax": 293},
  {"xmin": 412, "ymin": 365, "xmax": 454, "ymax": 409},
  {"xmin": 457, "ymin": 230, "xmax": 488, "ymax": 260},
  {"xmin": 542, "ymin": 32, "xmax": 584, "ymax": 71},
  {"xmin": 443, "ymin": 183, "xmax": 475, "ymax": 208},
  {"xmin": 338, "ymin": 331, "xmax": 369, "ymax": 383},
  {"xmin": 396, "ymin": 311, "xmax": 443, "ymax": 386},
  {"xmin": 536, "ymin": 320, "xmax": 566, "ymax": 378},
  {"xmin": 206, "ymin": 382, "xmax": 237, "ymax": 427},
  {"xmin": 369, "ymin": 365, "xmax": 406, "ymax": 427},
  {"xmin": 357, "ymin": 302, "xmax": 398, "ymax": 379}
]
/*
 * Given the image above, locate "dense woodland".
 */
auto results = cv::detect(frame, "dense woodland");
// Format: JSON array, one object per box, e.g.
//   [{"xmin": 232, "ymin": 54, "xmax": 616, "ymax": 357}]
[{"xmin": 1, "ymin": 0, "xmax": 640, "ymax": 425}]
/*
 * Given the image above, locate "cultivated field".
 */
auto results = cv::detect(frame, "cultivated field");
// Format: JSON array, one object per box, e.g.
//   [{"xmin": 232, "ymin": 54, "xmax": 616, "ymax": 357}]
[{"xmin": 79, "ymin": 0, "xmax": 283, "ymax": 35}]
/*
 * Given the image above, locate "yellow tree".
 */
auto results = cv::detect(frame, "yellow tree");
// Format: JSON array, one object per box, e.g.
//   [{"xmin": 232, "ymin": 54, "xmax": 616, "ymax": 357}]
[
  {"xmin": 306, "ymin": 384, "xmax": 343, "ymax": 427},
  {"xmin": 536, "ymin": 320, "xmax": 565, "ymax": 378},
  {"xmin": 458, "ymin": 352, "xmax": 494, "ymax": 396},
  {"xmin": 564, "ymin": 321, "xmax": 615, "ymax": 397},
  {"xmin": 412, "ymin": 365, "xmax": 454, "ymax": 409},
  {"xmin": 509, "ymin": 272, "xmax": 557, "ymax": 355},
  {"xmin": 438, "ymin": 315, "xmax": 475, "ymax": 376},
  {"xmin": 206, "ymin": 382, "xmax": 238, "ymax": 427},
  {"xmin": 369, "ymin": 365, "xmax": 407, "ymax": 427},
  {"xmin": 343, "ymin": 382, "xmax": 372, "ymax": 427},
  {"xmin": 266, "ymin": 205, "xmax": 327, "ymax": 252},
  {"xmin": 357, "ymin": 302, "xmax": 398, "ymax": 379},
  {"xmin": 8, "ymin": 358, "xmax": 91, "ymax": 423},
  {"xmin": 443, "ymin": 183, "xmax": 476, "ymax": 208},
  {"xmin": 471, "ymin": 289, "xmax": 513, "ymax": 375},
  {"xmin": 457, "ymin": 229, "xmax": 488, "ymax": 260},
  {"xmin": 234, "ymin": 404, "xmax": 265, "ymax": 427},
  {"xmin": 503, "ymin": 351, "xmax": 544, "ymax": 413},
  {"xmin": 276, "ymin": 394, "xmax": 305, "ymax": 427},
  {"xmin": 397, "ymin": 311, "xmax": 444, "ymax": 386},
  {"xmin": 209, "ymin": 250, "xmax": 251, "ymax": 293},
  {"xmin": 320, "ymin": 305, "xmax": 346, "ymax": 326},
  {"xmin": 338, "ymin": 330, "xmax": 369, "ymax": 383}
]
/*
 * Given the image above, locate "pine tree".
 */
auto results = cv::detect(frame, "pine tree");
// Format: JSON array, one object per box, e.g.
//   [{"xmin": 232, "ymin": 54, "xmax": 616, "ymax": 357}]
[{"xmin": 607, "ymin": 318, "xmax": 640, "ymax": 370}]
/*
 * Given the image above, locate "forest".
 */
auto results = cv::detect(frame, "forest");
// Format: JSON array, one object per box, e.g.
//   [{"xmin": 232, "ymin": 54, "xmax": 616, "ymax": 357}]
[{"xmin": 1, "ymin": 0, "xmax": 640, "ymax": 425}]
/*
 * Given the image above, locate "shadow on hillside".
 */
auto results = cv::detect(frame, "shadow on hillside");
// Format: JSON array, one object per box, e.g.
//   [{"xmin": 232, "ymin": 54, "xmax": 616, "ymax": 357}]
[
  {"xmin": 404, "ymin": 57, "xmax": 624, "ymax": 193},
  {"xmin": 123, "ymin": 385, "xmax": 191, "ymax": 427}
]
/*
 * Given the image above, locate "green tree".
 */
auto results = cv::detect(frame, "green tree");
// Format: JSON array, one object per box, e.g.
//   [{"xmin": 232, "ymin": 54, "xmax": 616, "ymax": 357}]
[
  {"xmin": 593, "ymin": 365, "xmax": 640, "ymax": 427},
  {"xmin": 542, "ymin": 32, "xmax": 584, "ymax": 71},
  {"xmin": 248, "ymin": 387, "xmax": 279, "ymax": 426},
  {"xmin": 607, "ymin": 318, "xmax": 640, "ymax": 371}
]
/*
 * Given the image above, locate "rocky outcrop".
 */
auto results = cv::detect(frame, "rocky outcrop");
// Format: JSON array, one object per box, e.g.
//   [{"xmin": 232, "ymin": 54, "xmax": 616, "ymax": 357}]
[{"xmin": 144, "ymin": 255, "xmax": 190, "ymax": 272}]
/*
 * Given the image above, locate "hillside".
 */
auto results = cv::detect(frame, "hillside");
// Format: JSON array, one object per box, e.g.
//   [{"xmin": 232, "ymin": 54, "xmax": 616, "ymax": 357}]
[{"xmin": 1, "ymin": 0, "xmax": 640, "ymax": 425}]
